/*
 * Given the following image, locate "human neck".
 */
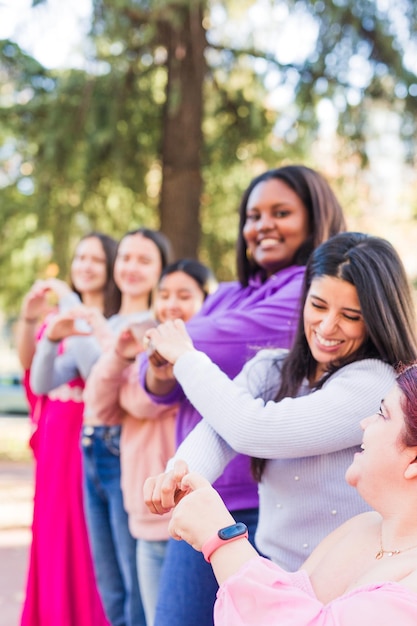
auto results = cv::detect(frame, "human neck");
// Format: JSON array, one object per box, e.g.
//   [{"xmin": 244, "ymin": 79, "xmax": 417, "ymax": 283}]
[
  {"xmin": 118, "ymin": 293, "xmax": 150, "ymax": 316},
  {"xmin": 377, "ymin": 513, "xmax": 417, "ymax": 558},
  {"xmin": 81, "ymin": 291, "xmax": 104, "ymax": 312},
  {"xmin": 309, "ymin": 362, "xmax": 327, "ymax": 385}
]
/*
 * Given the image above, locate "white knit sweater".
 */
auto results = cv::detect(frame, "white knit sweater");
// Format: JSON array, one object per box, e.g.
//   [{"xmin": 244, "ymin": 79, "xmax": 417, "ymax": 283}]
[{"xmin": 171, "ymin": 349, "xmax": 396, "ymax": 571}]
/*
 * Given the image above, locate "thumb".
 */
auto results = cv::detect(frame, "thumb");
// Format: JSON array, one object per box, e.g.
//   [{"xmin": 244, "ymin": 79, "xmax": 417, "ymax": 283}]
[
  {"xmin": 180, "ymin": 472, "xmax": 211, "ymax": 493},
  {"xmin": 171, "ymin": 459, "xmax": 191, "ymax": 506}
]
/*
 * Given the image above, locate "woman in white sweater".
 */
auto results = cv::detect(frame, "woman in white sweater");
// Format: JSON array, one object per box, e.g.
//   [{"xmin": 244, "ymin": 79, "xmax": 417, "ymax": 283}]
[{"xmin": 143, "ymin": 232, "xmax": 417, "ymax": 573}]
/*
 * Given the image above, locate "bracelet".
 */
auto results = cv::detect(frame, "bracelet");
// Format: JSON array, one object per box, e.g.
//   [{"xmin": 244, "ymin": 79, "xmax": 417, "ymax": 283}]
[{"xmin": 202, "ymin": 522, "xmax": 249, "ymax": 563}]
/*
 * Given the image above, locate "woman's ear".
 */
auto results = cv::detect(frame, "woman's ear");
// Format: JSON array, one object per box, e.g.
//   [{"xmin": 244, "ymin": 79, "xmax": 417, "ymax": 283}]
[{"xmin": 404, "ymin": 450, "xmax": 417, "ymax": 480}]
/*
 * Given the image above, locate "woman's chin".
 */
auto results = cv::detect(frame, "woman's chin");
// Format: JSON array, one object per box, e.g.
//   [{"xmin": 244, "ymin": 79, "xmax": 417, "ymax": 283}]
[{"xmin": 344, "ymin": 461, "xmax": 359, "ymax": 487}]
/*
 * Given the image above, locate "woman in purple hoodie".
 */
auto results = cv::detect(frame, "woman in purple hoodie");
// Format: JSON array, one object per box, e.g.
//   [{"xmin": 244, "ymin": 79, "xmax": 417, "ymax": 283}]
[{"xmin": 140, "ymin": 164, "xmax": 346, "ymax": 626}]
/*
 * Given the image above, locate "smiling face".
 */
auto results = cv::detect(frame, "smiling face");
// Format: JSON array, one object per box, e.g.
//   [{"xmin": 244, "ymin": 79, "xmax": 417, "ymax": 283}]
[
  {"xmin": 345, "ymin": 385, "xmax": 415, "ymax": 497},
  {"xmin": 113, "ymin": 233, "xmax": 162, "ymax": 299},
  {"xmin": 155, "ymin": 271, "xmax": 206, "ymax": 323},
  {"xmin": 242, "ymin": 178, "xmax": 310, "ymax": 276},
  {"xmin": 304, "ymin": 275, "xmax": 367, "ymax": 381},
  {"xmin": 71, "ymin": 236, "xmax": 108, "ymax": 296}
]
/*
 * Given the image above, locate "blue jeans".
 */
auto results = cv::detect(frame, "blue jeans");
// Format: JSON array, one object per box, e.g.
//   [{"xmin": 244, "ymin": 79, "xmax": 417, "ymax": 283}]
[
  {"xmin": 153, "ymin": 507, "xmax": 259, "ymax": 626},
  {"xmin": 137, "ymin": 539, "xmax": 168, "ymax": 626},
  {"xmin": 81, "ymin": 426, "xmax": 146, "ymax": 626}
]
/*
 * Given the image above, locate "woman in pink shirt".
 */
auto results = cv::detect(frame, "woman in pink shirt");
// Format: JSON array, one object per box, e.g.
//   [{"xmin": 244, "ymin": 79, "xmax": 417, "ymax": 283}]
[
  {"xmin": 85, "ymin": 259, "xmax": 218, "ymax": 625},
  {"xmin": 166, "ymin": 362, "xmax": 417, "ymax": 625}
]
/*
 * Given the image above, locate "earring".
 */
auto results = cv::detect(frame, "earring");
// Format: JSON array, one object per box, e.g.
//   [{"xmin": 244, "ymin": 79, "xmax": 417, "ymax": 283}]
[{"xmin": 246, "ymin": 248, "xmax": 253, "ymax": 261}]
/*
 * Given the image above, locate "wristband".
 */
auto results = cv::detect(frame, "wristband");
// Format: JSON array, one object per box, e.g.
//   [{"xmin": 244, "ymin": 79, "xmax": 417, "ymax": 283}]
[{"xmin": 202, "ymin": 522, "xmax": 248, "ymax": 563}]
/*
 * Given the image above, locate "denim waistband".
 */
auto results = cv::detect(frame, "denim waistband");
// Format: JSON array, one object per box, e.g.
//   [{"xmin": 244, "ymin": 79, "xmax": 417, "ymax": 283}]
[{"xmin": 82, "ymin": 425, "xmax": 121, "ymax": 438}]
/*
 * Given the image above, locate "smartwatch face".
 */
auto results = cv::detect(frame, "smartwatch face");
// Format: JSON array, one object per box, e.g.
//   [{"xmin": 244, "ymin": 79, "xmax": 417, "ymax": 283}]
[{"xmin": 218, "ymin": 522, "xmax": 247, "ymax": 540}]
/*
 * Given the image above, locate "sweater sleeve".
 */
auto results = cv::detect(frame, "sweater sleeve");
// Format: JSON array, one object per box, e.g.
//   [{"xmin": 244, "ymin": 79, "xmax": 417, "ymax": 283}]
[
  {"xmin": 59, "ymin": 292, "xmax": 81, "ymax": 312},
  {"xmin": 138, "ymin": 266, "xmax": 305, "ymax": 403},
  {"xmin": 86, "ymin": 350, "xmax": 176, "ymax": 425},
  {"xmin": 83, "ymin": 349, "xmax": 128, "ymax": 424},
  {"xmin": 30, "ymin": 337, "xmax": 79, "ymax": 394},
  {"xmin": 169, "ymin": 419, "xmax": 237, "ymax": 482},
  {"xmin": 138, "ymin": 352, "xmax": 184, "ymax": 406},
  {"xmin": 64, "ymin": 334, "xmax": 107, "ymax": 380},
  {"xmin": 169, "ymin": 353, "xmax": 266, "ymax": 479},
  {"xmin": 172, "ymin": 351, "xmax": 396, "ymax": 459},
  {"xmin": 215, "ymin": 558, "xmax": 417, "ymax": 626}
]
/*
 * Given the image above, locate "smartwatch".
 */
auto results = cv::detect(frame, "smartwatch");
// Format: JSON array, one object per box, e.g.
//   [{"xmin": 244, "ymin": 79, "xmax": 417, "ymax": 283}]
[{"xmin": 202, "ymin": 522, "xmax": 249, "ymax": 563}]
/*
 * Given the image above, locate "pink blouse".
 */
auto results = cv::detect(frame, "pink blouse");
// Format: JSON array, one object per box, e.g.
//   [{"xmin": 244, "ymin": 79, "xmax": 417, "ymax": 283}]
[{"xmin": 215, "ymin": 557, "xmax": 417, "ymax": 625}]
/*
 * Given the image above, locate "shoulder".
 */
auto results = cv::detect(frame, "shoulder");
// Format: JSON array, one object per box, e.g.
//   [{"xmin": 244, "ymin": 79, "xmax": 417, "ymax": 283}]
[
  {"xmin": 259, "ymin": 265, "xmax": 305, "ymax": 296},
  {"xmin": 244, "ymin": 348, "xmax": 289, "ymax": 371},
  {"xmin": 241, "ymin": 349, "xmax": 288, "ymax": 398},
  {"xmin": 269, "ymin": 264, "xmax": 306, "ymax": 282},
  {"xmin": 303, "ymin": 512, "xmax": 380, "ymax": 572},
  {"xmin": 330, "ymin": 359, "xmax": 396, "ymax": 384}
]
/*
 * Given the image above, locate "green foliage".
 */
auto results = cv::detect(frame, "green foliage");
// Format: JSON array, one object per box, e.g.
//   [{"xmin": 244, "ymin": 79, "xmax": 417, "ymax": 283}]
[{"xmin": 1, "ymin": 0, "xmax": 417, "ymax": 312}]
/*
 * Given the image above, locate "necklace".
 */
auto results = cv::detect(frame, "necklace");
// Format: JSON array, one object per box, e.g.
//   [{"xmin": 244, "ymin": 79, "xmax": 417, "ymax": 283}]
[{"xmin": 375, "ymin": 530, "xmax": 417, "ymax": 559}]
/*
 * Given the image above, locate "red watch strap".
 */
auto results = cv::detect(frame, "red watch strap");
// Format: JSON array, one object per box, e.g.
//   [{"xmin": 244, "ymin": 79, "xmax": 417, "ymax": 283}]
[{"xmin": 202, "ymin": 524, "xmax": 249, "ymax": 563}]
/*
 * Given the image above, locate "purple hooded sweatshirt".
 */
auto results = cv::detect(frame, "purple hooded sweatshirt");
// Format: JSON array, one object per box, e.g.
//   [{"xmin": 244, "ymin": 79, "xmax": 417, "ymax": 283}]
[{"xmin": 139, "ymin": 264, "xmax": 305, "ymax": 512}]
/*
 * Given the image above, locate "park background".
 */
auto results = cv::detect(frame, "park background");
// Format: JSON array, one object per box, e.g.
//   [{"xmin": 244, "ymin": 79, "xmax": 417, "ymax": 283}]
[
  {"xmin": 0, "ymin": 2, "xmax": 416, "ymax": 624},
  {"xmin": 1, "ymin": 0, "xmax": 417, "ymax": 327}
]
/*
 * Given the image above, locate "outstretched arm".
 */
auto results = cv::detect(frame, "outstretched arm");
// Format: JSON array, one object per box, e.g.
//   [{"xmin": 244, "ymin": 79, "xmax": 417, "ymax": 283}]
[
  {"xmin": 168, "ymin": 472, "xmax": 258, "ymax": 585},
  {"xmin": 17, "ymin": 278, "xmax": 71, "ymax": 370}
]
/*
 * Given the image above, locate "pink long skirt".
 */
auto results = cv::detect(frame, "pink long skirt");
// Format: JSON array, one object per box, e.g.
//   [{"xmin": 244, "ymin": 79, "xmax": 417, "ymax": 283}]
[{"xmin": 20, "ymin": 377, "xmax": 109, "ymax": 626}]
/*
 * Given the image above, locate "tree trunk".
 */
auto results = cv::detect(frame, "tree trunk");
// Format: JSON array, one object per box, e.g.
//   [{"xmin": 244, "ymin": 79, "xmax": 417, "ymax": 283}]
[{"xmin": 158, "ymin": 3, "xmax": 206, "ymax": 259}]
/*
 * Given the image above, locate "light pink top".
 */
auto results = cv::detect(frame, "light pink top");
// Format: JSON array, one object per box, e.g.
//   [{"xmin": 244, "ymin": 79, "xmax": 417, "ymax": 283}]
[
  {"xmin": 215, "ymin": 557, "xmax": 417, "ymax": 626},
  {"xmin": 84, "ymin": 349, "xmax": 178, "ymax": 540}
]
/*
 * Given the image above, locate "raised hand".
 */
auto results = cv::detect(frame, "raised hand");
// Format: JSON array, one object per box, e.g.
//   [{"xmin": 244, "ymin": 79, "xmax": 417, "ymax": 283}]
[
  {"xmin": 43, "ymin": 278, "xmax": 72, "ymax": 300},
  {"xmin": 115, "ymin": 319, "xmax": 157, "ymax": 361},
  {"xmin": 20, "ymin": 280, "xmax": 54, "ymax": 321},
  {"xmin": 45, "ymin": 310, "xmax": 93, "ymax": 342},
  {"xmin": 143, "ymin": 459, "xmax": 190, "ymax": 515},
  {"xmin": 144, "ymin": 319, "xmax": 195, "ymax": 365},
  {"xmin": 168, "ymin": 472, "xmax": 235, "ymax": 550}
]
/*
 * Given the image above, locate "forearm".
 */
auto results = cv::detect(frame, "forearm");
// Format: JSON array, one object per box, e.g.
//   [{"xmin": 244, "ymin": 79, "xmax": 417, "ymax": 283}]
[
  {"xmin": 145, "ymin": 364, "xmax": 177, "ymax": 396},
  {"xmin": 30, "ymin": 337, "xmax": 65, "ymax": 395},
  {"xmin": 169, "ymin": 475, "xmax": 258, "ymax": 586},
  {"xmin": 170, "ymin": 420, "xmax": 236, "ymax": 482},
  {"xmin": 16, "ymin": 318, "xmax": 39, "ymax": 370},
  {"xmin": 59, "ymin": 291, "xmax": 81, "ymax": 312},
  {"xmin": 210, "ymin": 540, "xmax": 259, "ymax": 586},
  {"xmin": 65, "ymin": 335, "xmax": 103, "ymax": 380},
  {"xmin": 173, "ymin": 352, "xmax": 395, "ymax": 458}
]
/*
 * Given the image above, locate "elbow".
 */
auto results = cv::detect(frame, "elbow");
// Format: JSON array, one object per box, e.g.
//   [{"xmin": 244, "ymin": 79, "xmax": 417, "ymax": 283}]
[
  {"xmin": 31, "ymin": 380, "xmax": 50, "ymax": 395},
  {"xmin": 30, "ymin": 372, "xmax": 52, "ymax": 396},
  {"xmin": 218, "ymin": 431, "xmax": 248, "ymax": 455}
]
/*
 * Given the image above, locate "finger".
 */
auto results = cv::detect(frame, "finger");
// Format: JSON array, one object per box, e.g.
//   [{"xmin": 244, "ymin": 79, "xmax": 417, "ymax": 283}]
[
  {"xmin": 172, "ymin": 459, "xmax": 189, "ymax": 484},
  {"xmin": 168, "ymin": 516, "xmax": 183, "ymax": 541},
  {"xmin": 143, "ymin": 476, "xmax": 161, "ymax": 514},
  {"xmin": 160, "ymin": 471, "xmax": 183, "ymax": 510},
  {"xmin": 144, "ymin": 327, "xmax": 159, "ymax": 343},
  {"xmin": 171, "ymin": 460, "xmax": 191, "ymax": 505},
  {"xmin": 143, "ymin": 473, "xmax": 175, "ymax": 515},
  {"xmin": 180, "ymin": 472, "xmax": 211, "ymax": 493}
]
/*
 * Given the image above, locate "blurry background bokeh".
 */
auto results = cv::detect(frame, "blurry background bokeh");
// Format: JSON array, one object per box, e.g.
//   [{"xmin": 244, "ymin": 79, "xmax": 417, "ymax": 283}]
[{"xmin": 1, "ymin": 0, "xmax": 417, "ymax": 380}]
